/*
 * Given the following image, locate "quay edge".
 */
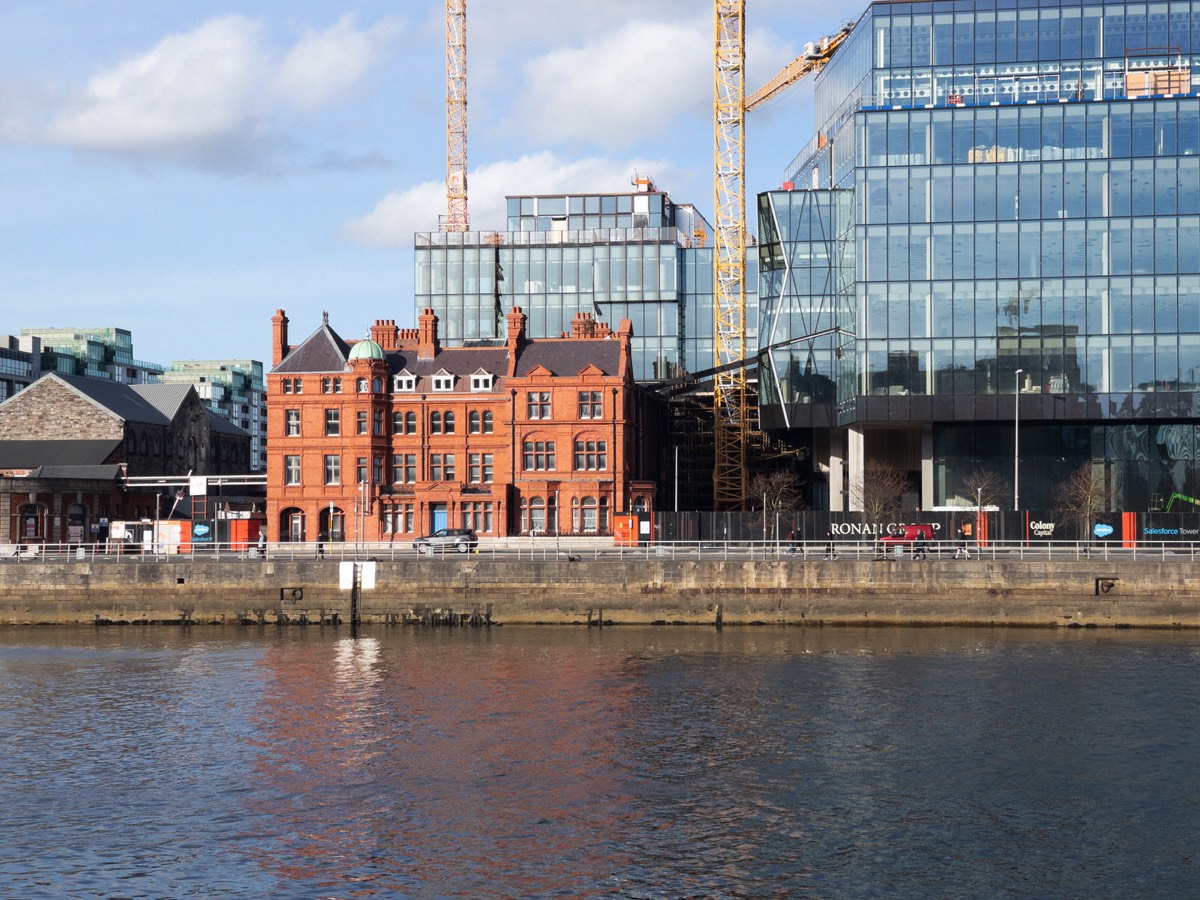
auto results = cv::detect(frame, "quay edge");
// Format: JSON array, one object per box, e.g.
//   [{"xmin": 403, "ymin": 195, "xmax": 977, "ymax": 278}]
[{"xmin": 0, "ymin": 558, "xmax": 1198, "ymax": 628}]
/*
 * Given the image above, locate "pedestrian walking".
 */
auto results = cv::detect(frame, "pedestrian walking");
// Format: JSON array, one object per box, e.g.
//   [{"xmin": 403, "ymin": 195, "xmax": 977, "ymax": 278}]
[
  {"xmin": 256, "ymin": 531, "xmax": 267, "ymax": 560},
  {"xmin": 914, "ymin": 531, "xmax": 927, "ymax": 560},
  {"xmin": 954, "ymin": 525, "xmax": 971, "ymax": 559}
]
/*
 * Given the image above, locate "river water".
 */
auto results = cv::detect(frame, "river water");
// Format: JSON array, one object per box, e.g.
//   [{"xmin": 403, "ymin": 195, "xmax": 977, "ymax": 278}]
[{"xmin": 2, "ymin": 625, "xmax": 1199, "ymax": 898}]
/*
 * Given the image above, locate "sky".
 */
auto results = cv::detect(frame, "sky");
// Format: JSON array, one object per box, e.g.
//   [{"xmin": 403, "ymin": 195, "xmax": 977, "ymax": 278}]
[{"xmin": 0, "ymin": 0, "xmax": 853, "ymax": 367}]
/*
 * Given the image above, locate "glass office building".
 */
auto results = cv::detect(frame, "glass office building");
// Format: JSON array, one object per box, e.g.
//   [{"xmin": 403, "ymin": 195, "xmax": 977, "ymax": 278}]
[
  {"xmin": 416, "ymin": 181, "xmax": 756, "ymax": 381},
  {"xmin": 760, "ymin": 0, "xmax": 1200, "ymax": 513}
]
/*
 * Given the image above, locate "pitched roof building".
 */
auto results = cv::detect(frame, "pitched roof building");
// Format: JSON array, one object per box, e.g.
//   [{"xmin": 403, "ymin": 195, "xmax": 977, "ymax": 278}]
[
  {"xmin": 0, "ymin": 373, "xmax": 251, "ymax": 545},
  {"xmin": 266, "ymin": 307, "xmax": 655, "ymax": 544}
]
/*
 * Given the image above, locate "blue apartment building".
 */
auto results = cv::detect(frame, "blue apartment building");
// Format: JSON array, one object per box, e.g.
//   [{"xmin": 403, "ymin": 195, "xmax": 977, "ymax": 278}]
[{"xmin": 760, "ymin": 0, "xmax": 1200, "ymax": 514}]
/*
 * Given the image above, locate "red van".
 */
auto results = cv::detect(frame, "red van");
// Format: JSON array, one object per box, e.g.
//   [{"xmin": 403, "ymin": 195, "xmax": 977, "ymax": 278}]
[{"xmin": 879, "ymin": 523, "xmax": 935, "ymax": 549}]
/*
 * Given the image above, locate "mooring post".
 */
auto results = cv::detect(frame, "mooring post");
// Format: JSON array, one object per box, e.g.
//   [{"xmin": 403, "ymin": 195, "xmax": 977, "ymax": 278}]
[{"xmin": 715, "ymin": 602, "xmax": 724, "ymax": 629}]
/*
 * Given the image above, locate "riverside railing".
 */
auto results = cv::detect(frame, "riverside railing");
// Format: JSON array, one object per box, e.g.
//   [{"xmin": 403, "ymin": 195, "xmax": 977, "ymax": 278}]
[{"xmin": 4, "ymin": 539, "xmax": 1200, "ymax": 564}]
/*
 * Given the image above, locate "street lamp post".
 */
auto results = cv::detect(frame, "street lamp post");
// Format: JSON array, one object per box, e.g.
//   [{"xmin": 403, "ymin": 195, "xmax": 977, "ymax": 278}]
[
  {"xmin": 976, "ymin": 486, "xmax": 983, "ymax": 554},
  {"xmin": 1014, "ymin": 368, "xmax": 1023, "ymax": 512}
]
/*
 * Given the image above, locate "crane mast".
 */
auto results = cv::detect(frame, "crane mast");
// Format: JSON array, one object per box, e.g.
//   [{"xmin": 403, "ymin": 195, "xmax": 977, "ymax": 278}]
[
  {"xmin": 711, "ymin": 3, "xmax": 852, "ymax": 509},
  {"xmin": 444, "ymin": 0, "xmax": 469, "ymax": 232},
  {"xmin": 712, "ymin": 1, "xmax": 749, "ymax": 511}
]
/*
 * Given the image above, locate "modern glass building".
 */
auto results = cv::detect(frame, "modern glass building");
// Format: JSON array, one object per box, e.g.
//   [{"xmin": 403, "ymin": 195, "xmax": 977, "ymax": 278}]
[
  {"xmin": 759, "ymin": 0, "xmax": 1200, "ymax": 514},
  {"xmin": 416, "ymin": 178, "xmax": 757, "ymax": 382}
]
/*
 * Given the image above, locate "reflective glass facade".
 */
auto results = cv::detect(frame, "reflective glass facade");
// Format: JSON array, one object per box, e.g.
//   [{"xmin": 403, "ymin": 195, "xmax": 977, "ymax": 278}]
[
  {"xmin": 416, "ymin": 187, "xmax": 755, "ymax": 381},
  {"xmin": 760, "ymin": 0, "xmax": 1200, "ymax": 513}
]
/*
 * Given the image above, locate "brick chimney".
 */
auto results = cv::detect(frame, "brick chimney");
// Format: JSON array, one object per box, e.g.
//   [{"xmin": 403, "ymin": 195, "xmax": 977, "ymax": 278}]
[
  {"xmin": 570, "ymin": 311, "xmax": 595, "ymax": 338},
  {"xmin": 505, "ymin": 307, "xmax": 527, "ymax": 365},
  {"xmin": 271, "ymin": 309, "xmax": 289, "ymax": 366},
  {"xmin": 417, "ymin": 308, "xmax": 440, "ymax": 360},
  {"xmin": 370, "ymin": 319, "xmax": 400, "ymax": 351}
]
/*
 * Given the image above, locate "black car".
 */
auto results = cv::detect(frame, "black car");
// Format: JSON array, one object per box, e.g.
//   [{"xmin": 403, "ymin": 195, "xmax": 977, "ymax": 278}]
[{"xmin": 413, "ymin": 528, "xmax": 478, "ymax": 554}]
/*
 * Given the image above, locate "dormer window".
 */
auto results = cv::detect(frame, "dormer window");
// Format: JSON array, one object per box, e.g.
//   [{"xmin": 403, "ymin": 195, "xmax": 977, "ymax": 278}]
[
  {"xmin": 394, "ymin": 372, "xmax": 416, "ymax": 392},
  {"xmin": 471, "ymin": 370, "xmax": 494, "ymax": 392},
  {"xmin": 432, "ymin": 371, "xmax": 454, "ymax": 392}
]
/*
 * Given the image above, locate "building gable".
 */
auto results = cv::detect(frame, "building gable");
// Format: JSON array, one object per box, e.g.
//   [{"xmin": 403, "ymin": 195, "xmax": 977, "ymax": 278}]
[{"xmin": 0, "ymin": 375, "xmax": 126, "ymax": 442}]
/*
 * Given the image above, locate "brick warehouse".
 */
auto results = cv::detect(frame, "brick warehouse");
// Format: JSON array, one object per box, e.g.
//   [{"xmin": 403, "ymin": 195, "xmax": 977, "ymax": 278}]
[{"xmin": 266, "ymin": 307, "xmax": 655, "ymax": 544}]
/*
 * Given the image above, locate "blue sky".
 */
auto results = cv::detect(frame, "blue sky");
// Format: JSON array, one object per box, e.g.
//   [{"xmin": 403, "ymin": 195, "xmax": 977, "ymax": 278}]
[{"xmin": 0, "ymin": 0, "xmax": 850, "ymax": 366}]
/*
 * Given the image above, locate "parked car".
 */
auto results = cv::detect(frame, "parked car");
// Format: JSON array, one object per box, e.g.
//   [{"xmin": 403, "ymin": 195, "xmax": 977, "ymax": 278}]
[
  {"xmin": 879, "ymin": 523, "xmax": 936, "ymax": 551},
  {"xmin": 413, "ymin": 528, "xmax": 478, "ymax": 554}
]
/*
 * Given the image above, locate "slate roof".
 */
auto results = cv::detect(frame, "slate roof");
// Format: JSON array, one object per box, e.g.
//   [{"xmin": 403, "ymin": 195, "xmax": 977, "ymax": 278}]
[
  {"xmin": 272, "ymin": 322, "xmax": 353, "ymax": 373},
  {"xmin": 34, "ymin": 465, "xmax": 124, "ymax": 481},
  {"xmin": 273, "ymin": 319, "xmax": 625, "ymax": 381},
  {"xmin": 204, "ymin": 410, "xmax": 249, "ymax": 436},
  {"xmin": 515, "ymin": 340, "xmax": 621, "ymax": 377},
  {"xmin": 51, "ymin": 374, "xmax": 172, "ymax": 425},
  {"xmin": 388, "ymin": 348, "xmax": 509, "ymax": 379},
  {"xmin": 130, "ymin": 383, "xmax": 194, "ymax": 420},
  {"xmin": 0, "ymin": 439, "xmax": 122, "ymax": 468}
]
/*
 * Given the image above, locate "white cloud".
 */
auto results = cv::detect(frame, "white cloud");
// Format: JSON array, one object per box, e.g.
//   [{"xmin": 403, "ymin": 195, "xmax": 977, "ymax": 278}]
[
  {"xmin": 46, "ymin": 16, "xmax": 265, "ymax": 152},
  {"xmin": 40, "ymin": 14, "xmax": 397, "ymax": 169},
  {"xmin": 513, "ymin": 21, "xmax": 709, "ymax": 148},
  {"xmin": 273, "ymin": 16, "xmax": 398, "ymax": 113},
  {"xmin": 340, "ymin": 151, "xmax": 679, "ymax": 248}
]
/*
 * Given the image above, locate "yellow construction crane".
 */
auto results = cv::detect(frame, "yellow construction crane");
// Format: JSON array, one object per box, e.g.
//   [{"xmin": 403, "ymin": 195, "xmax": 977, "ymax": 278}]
[
  {"xmin": 444, "ymin": 0, "xmax": 469, "ymax": 232},
  {"xmin": 711, "ymin": 5, "xmax": 853, "ymax": 509}
]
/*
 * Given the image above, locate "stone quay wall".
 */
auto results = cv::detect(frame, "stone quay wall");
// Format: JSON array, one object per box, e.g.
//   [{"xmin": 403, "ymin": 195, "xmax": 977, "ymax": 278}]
[{"xmin": 0, "ymin": 556, "xmax": 1197, "ymax": 628}]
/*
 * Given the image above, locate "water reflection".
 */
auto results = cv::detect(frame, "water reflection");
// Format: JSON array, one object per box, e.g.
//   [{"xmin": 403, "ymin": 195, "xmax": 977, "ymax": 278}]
[
  {"xmin": 249, "ymin": 630, "xmax": 643, "ymax": 896},
  {"xmin": 3, "ymin": 626, "xmax": 1200, "ymax": 897}
]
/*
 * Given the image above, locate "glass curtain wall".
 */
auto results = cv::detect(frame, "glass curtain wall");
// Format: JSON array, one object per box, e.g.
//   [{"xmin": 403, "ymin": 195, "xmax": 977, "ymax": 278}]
[{"xmin": 764, "ymin": 0, "xmax": 1200, "ymax": 513}]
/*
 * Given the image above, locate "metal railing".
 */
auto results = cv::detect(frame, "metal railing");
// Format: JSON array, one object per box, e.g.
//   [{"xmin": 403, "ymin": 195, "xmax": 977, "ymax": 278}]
[{"xmin": 3, "ymin": 538, "xmax": 1200, "ymax": 564}]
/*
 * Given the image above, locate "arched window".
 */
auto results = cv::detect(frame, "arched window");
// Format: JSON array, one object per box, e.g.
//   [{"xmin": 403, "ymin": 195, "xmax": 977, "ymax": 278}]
[
  {"xmin": 482, "ymin": 410, "xmax": 494, "ymax": 433},
  {"xmin": 469, "ymin": 410, "xmax": 481, "ymax": 433},
  {"xmin": 522, "ymin": 496, "xmax": 547, "ymax": 535},
  {"xmin": 371, "ymin": 377, "xmax": 382, "ymax": 393},
  {"xmin": 430, "ymin": 411, "xmax": 442, "ymax": 434},
  {"xmin": 356, "ymin": 377, "xmax": 368, "ymax": 392},
  {"xmin": 405, "ymin": 411, "xmax": 417, "ymax": 434},
  {"xmin": 571, "ymin": 496, "xmax": 607, "ymax": 533},
  {"xmin": 444, "ymin": 411, "xmax": 455, "ymax": 433}
]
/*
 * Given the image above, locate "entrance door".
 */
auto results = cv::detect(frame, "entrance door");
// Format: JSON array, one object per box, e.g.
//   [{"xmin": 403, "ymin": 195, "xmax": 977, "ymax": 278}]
[{"xmin": 431, "ymin": 504, "xmax": 448, "ymax": 532}]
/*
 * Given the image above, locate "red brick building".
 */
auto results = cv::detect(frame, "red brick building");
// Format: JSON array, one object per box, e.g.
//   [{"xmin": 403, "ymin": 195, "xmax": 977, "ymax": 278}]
[{"xmin": 266, "ymin": 307, "xmax": 654, "ymax": 544}]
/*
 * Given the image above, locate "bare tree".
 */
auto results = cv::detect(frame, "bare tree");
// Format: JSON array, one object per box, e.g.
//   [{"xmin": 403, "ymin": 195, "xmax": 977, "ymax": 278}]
[
  {"xmin": 748, "ymin": 470, "xmax": 804, "ymax": 516},
  {"xmin": 1053, "ymin": 462, "xmax": 1111, "ymax": 539},
  {"xmin": 961, "ymin": 467, "xmax": 1008, "ymax": 510},
  {"xmin": 748, "ymin": 471, "xmax": 803, "ymax": 543},
  {"xmin": 852, "ymin": 460, "xmax": 909, "ymax": 526}
]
